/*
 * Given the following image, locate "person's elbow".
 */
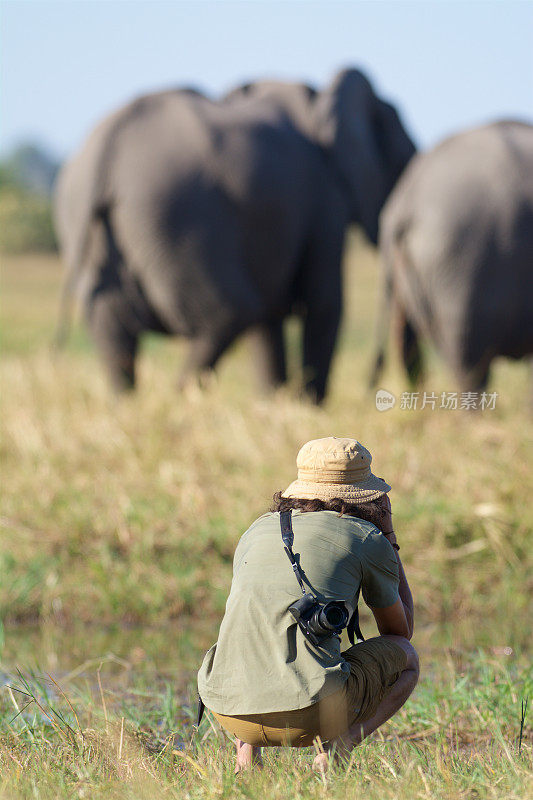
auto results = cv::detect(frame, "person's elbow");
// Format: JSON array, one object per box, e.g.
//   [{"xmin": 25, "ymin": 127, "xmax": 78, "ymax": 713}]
[
  {"xmin": 380, "ymin": 617, "xmax": 413, "ymax": 641},
  {"xmin": 400, "ymin": 607, "xmax": 415, "ymax": 640},
  {"xmin": 371, "ymin": 599, "xmax": 413, "ymax": 640}
]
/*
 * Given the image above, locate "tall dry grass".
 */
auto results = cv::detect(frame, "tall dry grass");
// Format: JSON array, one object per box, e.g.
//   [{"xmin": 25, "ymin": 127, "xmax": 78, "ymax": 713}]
[{"xmin": 1, "ymin": 243, "xmax": 531, "ymax": 647}]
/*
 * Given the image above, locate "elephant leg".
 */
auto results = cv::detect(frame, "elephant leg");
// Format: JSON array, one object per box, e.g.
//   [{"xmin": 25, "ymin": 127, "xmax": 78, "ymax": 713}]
[
  {"xmin": 302, "ymin": 302, "xmax": 341, "ymax": 403},
  {"xmin": 457, "ymin": 363, "xmax": 490, "ymax": 395},
  {"xmin": 529, "ymin": 356, "xmax": 533, "ymax": 414},
  {"xmin": 86, "ymin": 288, "xmax": 139, "ymax": 391},
  {"xmin": 394, "ymin": 301, "xmax": 424, "ymax": 387},
  {"xmin": 301, "ymin": 268, "xmax": 341, "ymax": 404},
  {"xmin": 177, "ymin": 320, "xmax": 244, "ymax": 391},
  {"xmin": 248, "ymin": 319, "xmax": 287, "ymax": 392},
  {"xmin": 298, "ymin": 216, "xmax": 344, "ymax": 403}
]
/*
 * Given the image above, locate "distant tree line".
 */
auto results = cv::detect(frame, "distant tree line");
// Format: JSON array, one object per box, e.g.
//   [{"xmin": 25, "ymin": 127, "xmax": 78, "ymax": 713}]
[{"xmin": 0, "ymin": 143, "xmax": 60, "ymax": 253}]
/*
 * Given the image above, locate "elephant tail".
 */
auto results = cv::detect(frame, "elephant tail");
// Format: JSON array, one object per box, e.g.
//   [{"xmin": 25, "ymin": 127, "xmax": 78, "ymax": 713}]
[
  {"xmin": 393, "ymin": 233, "xmax": 425, "ymax": 387},
  {"xmin": 53, "ymin": 126, "xmax": 116, "ymax": 350},
  {"xmin": 369, "ymin": 232, "xmax": 425, "ymax": 388},
  {"xmin": 53, "ymin": 269, "xmax": 77, "ymax": 350},
  {"xmin": 53, "ymin": 203, "xmax": 105, "ymax": 350},
  {"xmin": 369, "ymin": 240, "xmax": 395, "ymax": 389},
  {"xmin": 397, "ymin": 303, "xmax": 424, "ymax": 388}
]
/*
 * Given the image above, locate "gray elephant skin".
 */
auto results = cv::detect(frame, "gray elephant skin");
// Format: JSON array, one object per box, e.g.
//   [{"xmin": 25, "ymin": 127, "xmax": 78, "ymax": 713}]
[
  {"xmin": 372, "ymin": 120, "xmax": 533, "ymax": 393},
  {"xmin": 54, "ymin": 68, "xmax": 415, "ymax": 399}
]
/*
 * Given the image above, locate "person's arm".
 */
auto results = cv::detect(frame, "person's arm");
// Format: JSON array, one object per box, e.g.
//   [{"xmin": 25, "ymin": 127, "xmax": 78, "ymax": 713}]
[
  {"xmin": 370, "ymin": 494, "xmax": 415, "ymax": 640},
  {"xmin": 371, "ymin": 542, "xmax": 414, "ymax": 639},
  {"xmin": 383, "ymin": 532, "xmax": 414, "ymax": 637}
]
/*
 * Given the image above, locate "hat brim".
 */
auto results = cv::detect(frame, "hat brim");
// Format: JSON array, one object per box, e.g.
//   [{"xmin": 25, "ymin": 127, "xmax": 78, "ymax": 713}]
[{"xmin": 281, "ymin": 473, "xmax": 391, "ymax": 503}]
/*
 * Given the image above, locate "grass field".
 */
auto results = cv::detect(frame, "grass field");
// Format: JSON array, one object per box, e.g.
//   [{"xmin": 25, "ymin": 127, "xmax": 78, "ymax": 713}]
[{"xmin": 1, "ymin": 239, "xmax": 532, "ymax": 798}]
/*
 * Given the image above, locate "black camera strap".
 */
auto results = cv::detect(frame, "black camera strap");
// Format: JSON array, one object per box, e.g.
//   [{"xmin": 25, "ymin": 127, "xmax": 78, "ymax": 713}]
[
  {"xmin": 347, "ymin": 606, "xmax": 364, "ymax": 645},
  {"xmin": 195, "ymin": 694, "xmax": 205, "ymax": 729},
  {"xmin": 279, "ymin": 509, "xmax": 364, "ymax": 644},
  {"xmin": 280, "ymin": 510, "xmax": 307, "ymax": 595}
]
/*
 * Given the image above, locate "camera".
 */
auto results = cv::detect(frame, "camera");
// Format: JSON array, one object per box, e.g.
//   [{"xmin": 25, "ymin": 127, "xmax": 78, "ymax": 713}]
[{"xmin": 289, "ymin": 592, "xmax": 350, "ymax": 647}]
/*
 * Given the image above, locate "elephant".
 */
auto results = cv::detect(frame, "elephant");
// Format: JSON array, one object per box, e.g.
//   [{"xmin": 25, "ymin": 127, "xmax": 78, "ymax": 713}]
[
  {"xmin": 370, "ymin": 120, "xmax": 533, "ymax": 395},
  {"xmin": 54, "ymin": 68, "xmax": 415, "ymax": 400}
]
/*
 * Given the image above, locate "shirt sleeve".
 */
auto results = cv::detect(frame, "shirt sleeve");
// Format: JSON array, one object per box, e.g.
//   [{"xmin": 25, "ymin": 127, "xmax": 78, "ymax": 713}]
[{"xmin": 361, "ymin": 533, "xmax": 400, "ymax": 609}]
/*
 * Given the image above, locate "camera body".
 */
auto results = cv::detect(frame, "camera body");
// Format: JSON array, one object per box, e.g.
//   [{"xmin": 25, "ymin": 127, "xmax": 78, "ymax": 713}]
[{"xmin": 289, "ymin": 592, "xmax": 350, "ymax": 647}]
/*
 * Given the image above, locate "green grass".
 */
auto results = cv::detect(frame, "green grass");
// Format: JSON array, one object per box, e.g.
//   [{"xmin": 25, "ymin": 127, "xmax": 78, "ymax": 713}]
[
  {"xmin": 0, "ymin": 238, "xmax": 532, "ymax": 797},
  {"xmin": 0, "ymin": 652, "xmax": 530, "ymax": 799}
]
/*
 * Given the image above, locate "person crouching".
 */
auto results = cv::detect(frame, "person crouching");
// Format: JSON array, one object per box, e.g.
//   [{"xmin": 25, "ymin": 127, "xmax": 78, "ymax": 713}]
[{"xmin": 197, "ymin": 437, "xmax": 418, "ymax": 773}]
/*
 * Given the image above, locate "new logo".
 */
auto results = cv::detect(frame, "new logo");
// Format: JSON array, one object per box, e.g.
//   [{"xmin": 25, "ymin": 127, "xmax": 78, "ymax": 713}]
[{"xmin": 375, "ymin": 389, "xmax": 396, "ymax": 412}]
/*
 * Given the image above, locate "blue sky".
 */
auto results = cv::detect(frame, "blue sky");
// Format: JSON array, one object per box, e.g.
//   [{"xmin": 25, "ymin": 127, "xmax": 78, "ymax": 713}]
[{"xmin": 2, "ymin": 0, "xmax": 532, "ymax": 159}]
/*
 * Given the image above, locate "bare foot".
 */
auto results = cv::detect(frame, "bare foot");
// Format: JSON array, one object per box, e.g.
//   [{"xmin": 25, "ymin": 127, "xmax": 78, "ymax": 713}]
[
  {"xmin": 312, "ymin": 738, "xmax": 352, "ymax": 774},
  {"xmin": 312, "ymin": 752, "xmax": 329, "ymax": 775},
  {"xmin": 235, "ymin": 739, "xmax": 263, "ymax": 773}
]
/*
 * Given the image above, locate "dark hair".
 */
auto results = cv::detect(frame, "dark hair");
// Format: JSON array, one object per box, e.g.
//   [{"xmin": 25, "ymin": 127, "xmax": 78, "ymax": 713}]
[{"xmin": 271, "ymin": 491, "xmax": 383, "ymax": 528}]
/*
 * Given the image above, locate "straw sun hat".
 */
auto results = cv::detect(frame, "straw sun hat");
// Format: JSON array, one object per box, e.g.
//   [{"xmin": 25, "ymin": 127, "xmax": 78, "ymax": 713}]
[{"xmin": 282, "ymin": 437, "xmax": 391, "ymax": 503}]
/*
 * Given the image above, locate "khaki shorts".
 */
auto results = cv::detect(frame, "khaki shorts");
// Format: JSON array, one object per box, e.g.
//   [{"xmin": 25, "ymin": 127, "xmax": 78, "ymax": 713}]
[{"xmin": 211, "ymin": 637, "xmax": 407, "ymax": 747}]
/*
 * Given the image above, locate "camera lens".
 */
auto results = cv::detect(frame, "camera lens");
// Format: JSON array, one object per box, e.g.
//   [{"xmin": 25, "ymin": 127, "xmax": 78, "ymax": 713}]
[{"xmin": 316, "ymin": 602, "xmax": 348, "ymax": 632}]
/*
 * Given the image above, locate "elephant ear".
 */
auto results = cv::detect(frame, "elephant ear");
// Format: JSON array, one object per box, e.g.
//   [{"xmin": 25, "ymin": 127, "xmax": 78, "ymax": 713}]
[
  {"xmin": 313, "ymin": 69, "xmax": 396, "ymax": 243},
  {"xmin": 373, "ymin": 100, "xmax": 417, "ymax": 188}
]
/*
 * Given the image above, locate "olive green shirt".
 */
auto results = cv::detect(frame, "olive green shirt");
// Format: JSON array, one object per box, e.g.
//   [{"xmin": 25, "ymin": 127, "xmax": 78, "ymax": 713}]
[{"xmin": 197, "ymin": 510, "xmax": 399, "ymax": 715}]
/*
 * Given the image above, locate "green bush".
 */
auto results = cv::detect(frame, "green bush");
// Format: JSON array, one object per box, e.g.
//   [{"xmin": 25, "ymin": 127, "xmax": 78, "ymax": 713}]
[{"xmin": 0, "ymin": 186, "xmax": 57, "ymax": 254}]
